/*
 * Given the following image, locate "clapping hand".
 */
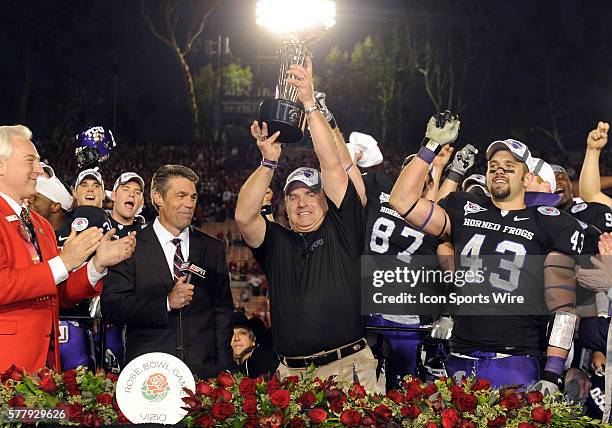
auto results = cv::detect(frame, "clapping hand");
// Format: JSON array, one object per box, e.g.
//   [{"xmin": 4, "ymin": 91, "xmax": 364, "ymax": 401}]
[{"xmin": 92, "ymin": 229, "xmax": 137, "ymax": 272}]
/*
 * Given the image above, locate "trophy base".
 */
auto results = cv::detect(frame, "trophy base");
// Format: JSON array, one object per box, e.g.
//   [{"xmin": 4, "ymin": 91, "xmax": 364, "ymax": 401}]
[{"xmin": 257, "ymin": 98, "xmax": 305, "ymax": 144}]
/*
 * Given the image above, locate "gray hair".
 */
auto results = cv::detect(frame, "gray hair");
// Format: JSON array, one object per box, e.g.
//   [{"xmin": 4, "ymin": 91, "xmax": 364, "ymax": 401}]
[
  {"xmin": 150, "ymin": 164, "xmax": 199, "ymax": 212},
  {"xmin": 0, "ymin": 125, "xmax": 32, "ymax": 161}
]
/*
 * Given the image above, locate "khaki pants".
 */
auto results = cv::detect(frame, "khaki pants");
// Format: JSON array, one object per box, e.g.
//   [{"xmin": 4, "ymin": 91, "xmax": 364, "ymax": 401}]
[{"xmin": 278, "ymin": 346, "xmax": 385, "ymax": 394}]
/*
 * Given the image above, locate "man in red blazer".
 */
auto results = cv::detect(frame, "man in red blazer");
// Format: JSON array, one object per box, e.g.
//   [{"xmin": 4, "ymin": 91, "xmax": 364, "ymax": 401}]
[{"xmin": 0, "ymin": 125, "xmax": 136, "ymax": 374}]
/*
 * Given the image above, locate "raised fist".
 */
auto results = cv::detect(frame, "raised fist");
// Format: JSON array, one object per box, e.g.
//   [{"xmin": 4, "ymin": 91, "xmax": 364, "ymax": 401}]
[
  {"xmin": 448, "ymin": 144, "xmax": 478, "ymax": 176},
  {"xmin": 425, "ymin": 110, "xmax": 460, "ymax": 146}
]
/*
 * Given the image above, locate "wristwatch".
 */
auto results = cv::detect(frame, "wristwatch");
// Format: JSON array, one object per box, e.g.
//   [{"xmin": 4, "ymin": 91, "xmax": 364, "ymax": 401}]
[{"xmin": 304, "ymin": 104, "xmax": 319, "ymax": 115}]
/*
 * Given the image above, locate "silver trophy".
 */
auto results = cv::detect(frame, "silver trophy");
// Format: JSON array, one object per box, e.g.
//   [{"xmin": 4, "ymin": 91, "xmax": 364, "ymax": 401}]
[{"xmin": 257, "ymin": 31, "xmax": 325, "ymax": 144}]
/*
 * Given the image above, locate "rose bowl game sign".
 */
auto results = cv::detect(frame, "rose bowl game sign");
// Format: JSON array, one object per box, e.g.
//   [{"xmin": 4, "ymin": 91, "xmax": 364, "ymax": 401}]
[{"xmin": 116, "ymin": 352, "xmax": 196, "ymax": 425}]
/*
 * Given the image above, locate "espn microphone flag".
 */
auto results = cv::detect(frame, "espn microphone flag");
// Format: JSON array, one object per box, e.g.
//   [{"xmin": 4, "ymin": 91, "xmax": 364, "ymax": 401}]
[{"xmin": 179, "ymin": 262, "xmax": 207, "ymax": 279}]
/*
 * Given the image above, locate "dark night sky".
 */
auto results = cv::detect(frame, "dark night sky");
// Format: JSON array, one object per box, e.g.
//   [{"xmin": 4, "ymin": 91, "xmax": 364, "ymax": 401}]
[{"xmin": 2, "ymin": 0, "xmax": 612, "ymax": 151}]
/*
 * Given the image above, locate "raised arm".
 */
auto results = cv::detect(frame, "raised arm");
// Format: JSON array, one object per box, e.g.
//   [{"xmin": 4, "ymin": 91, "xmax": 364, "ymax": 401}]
[
  {"xmin": 314, "ymin": 91, "xmax": 368, "ymax": 206},
  {"xmin": 389, "ymin": 112, "xmax": 460, "ymax": 239},
  {"xmin": 438, "ymin": 144, "xmax": 479, "ymax": 201},
  {"xmin": 579, "ymin": 121, "xmax": 611, "ymax": 205},
  {"xmin": 287, "ymin": 59, "xmax": 347, "ymax": 207},
  {"xmin": 428, "ymin": 146, "xmax": 454, "ymax": 201},
  {"xmin": 235, "ymin": 122, "xmax": 281, "ymax": 248}
]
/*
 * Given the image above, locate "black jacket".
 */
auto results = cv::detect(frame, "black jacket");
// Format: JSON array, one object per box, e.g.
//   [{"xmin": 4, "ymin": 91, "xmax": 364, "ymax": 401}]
[{"xmin": 101, "ymin": 223, "xmax": 234, "ymax": 379}]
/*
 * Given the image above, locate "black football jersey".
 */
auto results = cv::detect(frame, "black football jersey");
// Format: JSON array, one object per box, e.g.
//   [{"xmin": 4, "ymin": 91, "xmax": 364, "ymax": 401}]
[
  {"xmin": 109, "ymin": 217, "xmax": 147, "ymax": 239},
  {"xmin": 56, "ymin": 206, "xmax": 113, "ymax": 247},
  {"xmin": 567, "ymin": 198, "xmax": 612, "ymax": 235},
  {"xmin": 363, "ymin": 171, "xmax": 439, "ymax": 259},
  {"xmin": 563, "ymin": 199, "xmax": 609, "ymax": 305},
  {"xmin": 439, "ymin": 192, "xmax": 584, "ymax": 354},
  {"xmin": 57, "ymin": 206, "xmax": 113, "ymax": 321}
]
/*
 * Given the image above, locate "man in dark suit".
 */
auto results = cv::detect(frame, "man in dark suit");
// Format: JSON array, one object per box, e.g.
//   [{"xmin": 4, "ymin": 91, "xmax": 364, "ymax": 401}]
[{"xmin": 102, "ymin": 164, "xmax": 233, "ymax": 379}]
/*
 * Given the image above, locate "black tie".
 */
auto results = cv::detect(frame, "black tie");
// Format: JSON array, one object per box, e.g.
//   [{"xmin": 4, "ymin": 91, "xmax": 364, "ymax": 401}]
[
  {"xmin": 172, "ymin": 238, "xmax": 185, "ymax": 281},
  {"xmin": 20, "ymin": 207, "xmax": 41, "ymax": 258}
]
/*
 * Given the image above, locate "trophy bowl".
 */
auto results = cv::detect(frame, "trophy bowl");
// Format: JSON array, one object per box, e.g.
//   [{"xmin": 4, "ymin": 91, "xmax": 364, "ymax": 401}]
[{"xmin": 258, "ymin": 98, "xmax": 306, "ymax": 144}]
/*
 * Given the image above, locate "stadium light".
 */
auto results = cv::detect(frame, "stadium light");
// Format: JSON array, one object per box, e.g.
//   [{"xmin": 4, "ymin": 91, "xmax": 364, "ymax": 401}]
[{"xmin": 255, "ymin": 0, "xmax": 336, "ymax": 36}]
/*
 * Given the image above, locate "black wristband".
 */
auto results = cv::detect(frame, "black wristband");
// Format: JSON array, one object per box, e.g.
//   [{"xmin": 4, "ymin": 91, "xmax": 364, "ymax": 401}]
[
  {"xmin": 329, "ymin": 116, "xmax": 337, "ymax": 129},
  {"xmin": 261, "ymin": 204, "xmax": 273, "ymax": 216},
  {"xmin": 542, "ymin": 370, "xmax": 563, "ymax": 387},
  {"xmin": 446, "ymin": 170, "xmax": 463, "ymax": 183}
]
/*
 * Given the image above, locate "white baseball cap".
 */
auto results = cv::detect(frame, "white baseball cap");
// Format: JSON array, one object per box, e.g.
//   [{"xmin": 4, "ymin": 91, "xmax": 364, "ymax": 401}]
[
  {"xmin": 113, "ymin": 172, "xmax": 145, "ymax": 192},
  {"xmin": 36, "ymin": 176, "xmax": 73, "ymax": 211},
  {"xmin": 527, "ymin": 157, "xmax": 556, "ymax": 192},
  {"xmin": 74, "ymin": 168, "xmax": 104, "ymax": 191},
  {"xmin": 485, "ymin": 139, "xmax": 532, "ymax": 164},
  {"xmin": 283, "ymin": 167, "xmax": 322, "ymax": 193}
]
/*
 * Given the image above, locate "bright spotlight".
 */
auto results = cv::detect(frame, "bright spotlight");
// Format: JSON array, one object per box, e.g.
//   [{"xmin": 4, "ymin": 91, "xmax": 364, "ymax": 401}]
[{"xmin": 256, "ymin": 0, "xmax": 336, "ymax": 36}]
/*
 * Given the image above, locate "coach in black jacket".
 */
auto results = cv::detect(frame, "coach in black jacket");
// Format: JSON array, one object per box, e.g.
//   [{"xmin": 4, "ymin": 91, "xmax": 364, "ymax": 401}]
[{"xmin": 102, "ymin": 165, "xmax": 233, "ymax": 379}]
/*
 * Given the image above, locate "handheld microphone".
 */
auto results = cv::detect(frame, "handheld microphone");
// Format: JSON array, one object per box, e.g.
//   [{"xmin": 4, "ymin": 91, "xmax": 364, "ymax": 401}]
[{"xmin": 179, "ymin": 262, "xmax": 207, "ymax": 281}]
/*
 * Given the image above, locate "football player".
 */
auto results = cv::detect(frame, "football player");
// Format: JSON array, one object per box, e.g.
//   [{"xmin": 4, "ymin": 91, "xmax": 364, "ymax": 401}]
[
  {"xmin": 109, "ymin": 172, "xmax": 147, "ymax": 237},
  {"xmin": 389, "ymin": 112, "xmax": 584, "ymax": 393}
]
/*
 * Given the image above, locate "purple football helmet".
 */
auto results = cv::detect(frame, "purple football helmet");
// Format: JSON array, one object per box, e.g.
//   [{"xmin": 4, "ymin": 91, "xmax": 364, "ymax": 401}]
[{"xmin": 75, "ymin": 126, "xmax": 116, "ymax": 169}]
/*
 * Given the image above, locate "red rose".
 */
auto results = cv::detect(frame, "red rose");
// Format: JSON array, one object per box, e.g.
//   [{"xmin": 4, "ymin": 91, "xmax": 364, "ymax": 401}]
[
  {"xmin": 212, "ymin": 401, "xmax": 235, "ymax": 421},
  {"xmin": 349, "ymin": 383, "xmax": 366, "ymax": 399},
  {"xmin": 326, "ymin": 388, "xmax": 344, "ymax": 400},
  {"xmin": 63, "ymin": 369, "xmax": 77, "ymax": 382},
  {"xmin": 67, "ymin": 385, "xmax": 81, "ymax": 396},
  {"xmin": 441, "ymin": 408, "xmax": 459, "ymax": 428},
  {"xmin": 8, "ymin": 395, "xmax": 25, "ymax": 407},
  {"xmin": 239, "ymin": 377, "xmax": 257, "ymax": 397},
  {"xmin": 458, "ymin": 420, "xmax": 476, "ymax": 428},
  {"xmin": 471, "ymin": 378, "xmax": 492, "ymax": 391},
  {"xmin": 308, "ymin": 408, "xmax": 328, "ymax": 424},
  {"xmin": 95, "ymin": 393, "xmax": 113, "ymax": 405},
  {"xmin": 359, "ymin": 414, "xmax": 374, "ymax": 426},
  {"xmin": 330, "ymin": 395, "xmax": 347, "ymax": 414},
  {"xmin": 374, "ymin": 404, "xmax": 392, "ymax": 421},
  {"xmin": 243, "ymin": 397, "xmax": 258, "ymax": 415},
  {"xmin": 500, "ymin": 393, "xmax": 521, "ymax": 410},
  {"xmin": 531, "ymin": 407, "xmax": 552, "ymax": 424},
  {"xmin": 456, "ymin": 393, "xmax": 477, "ymax": 413},
  {"xmin": 217, "ymin": 371, "xmax": 235, "ymax": 388},
  {"xmin": 290, "ymin": 416, "xmax": 305, "ymax": 428},
  {"xmin": 340, "ymin": 409, "xmax": 362, "ymax": 426},
  {"xmin": 405, "ymin": 381, "xmax": 421, "ymax": 401},
  {"xmin": 39, "ymin": 375, "xmax": 57, "ymax": 393},
  {"xmin": 525, "ymin": 391, "xmax": 544, "ymax": 404},
  {"xmin": 487, "ymin": 416, "xmax": 506, "ymax": 427},
  {"xmin": 450, "ymin": 384, "xmax": 464, "ymax": 398},
  {"xmin": 82, "ymin": 410, "xmax": 100, "ymax": 427},
  {"xmin": 518, "ymin": 424, "xmax": 537, "ymax": 428},
  {"xmin": 422, "ymin": 383, "xmax": 438, "ymax": 395},
  {"xmin": 297, "ymin": 391, "xmax": 317, "ymax": 408},
  {"xmin": 117, "ymin": 410, "xmax": 130, "ymax": 424},
  {"xmin": 196, "ymin": 381, "xmax": 214, "ymax": 396},
  {"xmin": 67, "ymin": 403, "xmax": 83, "ymax": 422},
  {"xmin": 266, "ymin": 376, "xmax": 281, "ymax": 394},
  {"xmin": 212, "ymin": 387, "xmax": 233, "ymax": 402},
  {"xmin": 282, "ymin": 375, "xmax": 300, "ymax": 387},
  {"xmin": 195, "ymin": 413, "xmax": 216, "ymax": 427},
  {"xmin": 1, "ymin": 364, "xmax": 24, "ymax": 384},
  {"xmin": 246, "ymin": 416, "xmax": 259, "ymax": 428},
  {"xmin": 105, "ymin": 372, "xmax": 119, "ymax": 382},
  {"xmin": 386, "ymin": 389, "xmax": 405, "ymax": 404},
  {"xmin": 426, "ymin": 422, "xmax": 439, "ymax": 428},
  {"xmin": 402, "ymin": 404, "xmax": 421, "ymax": 418},
  {"xmin": 270, "ymin": 389, "xmax": 290, "ymax": 408}
]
